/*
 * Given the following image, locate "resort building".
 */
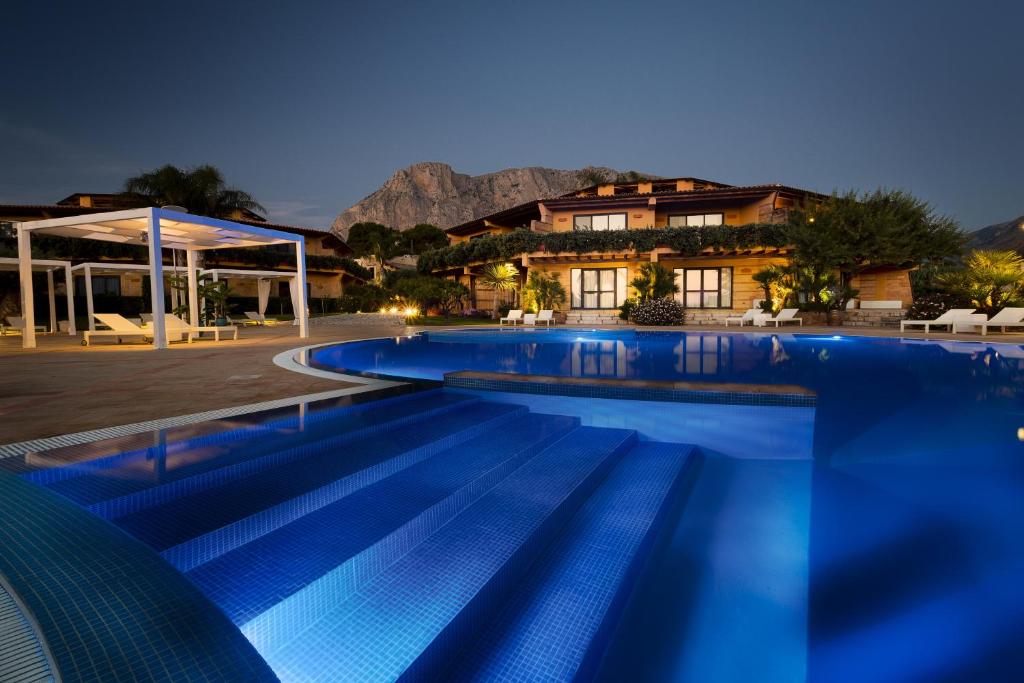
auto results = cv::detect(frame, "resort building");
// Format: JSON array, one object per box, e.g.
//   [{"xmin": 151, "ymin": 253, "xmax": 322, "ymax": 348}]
[
  {"xmin": 0, "ymin": 193, "xmax": 365, "ymax": 323},
  {"xmin": 438, "ymin": 177, "xmax": 913, "ymax": 323}
]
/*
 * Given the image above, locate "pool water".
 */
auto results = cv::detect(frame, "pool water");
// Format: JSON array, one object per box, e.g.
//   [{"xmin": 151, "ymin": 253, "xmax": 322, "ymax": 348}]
[{"xmin": 8, "ymin": 329, "xmax": 1024, "ymax": 682}]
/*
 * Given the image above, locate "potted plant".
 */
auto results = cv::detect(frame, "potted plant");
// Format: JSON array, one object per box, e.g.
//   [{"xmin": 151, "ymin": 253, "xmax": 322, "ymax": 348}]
[{"xmin": 197, "ymin": 277, "xmax": 232, "ymax": 326}]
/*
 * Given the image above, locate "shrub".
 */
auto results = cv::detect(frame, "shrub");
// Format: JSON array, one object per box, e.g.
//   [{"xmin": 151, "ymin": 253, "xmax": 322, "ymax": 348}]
[
  {"xmin": 618, "ymin": 297, "xmax": 637, "ymax": 321},
  {"xmin": 338, "ymin": 283, "xmax": 389, "ymax": 313},
  {"xmin": 630, "ymin": 298, "xmax": 686, "ymax": 326},
  {"xmin": 906, "ymin": 292, "xmax": 971, "ymax": 320}
]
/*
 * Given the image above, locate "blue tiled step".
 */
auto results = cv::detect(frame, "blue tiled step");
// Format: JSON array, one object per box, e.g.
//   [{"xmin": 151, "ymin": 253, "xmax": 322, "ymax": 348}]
[
  {"xmin": 259, "ymin": 425, "xmax": 638, "ymax": 682},
  {"xmin": 114, "ymin": 401, "xmax": 527, "ymax": 554},
  {"xmin": 37, "ymin": 391, "xmax": 476, "ymax": 518},
  {"xmin": 448, "ymin": 441, "xmax": 697, "ymax": 682},
  {"xmin": 188, "ymin": 413, "xmax": 579, "ymax": 635}
]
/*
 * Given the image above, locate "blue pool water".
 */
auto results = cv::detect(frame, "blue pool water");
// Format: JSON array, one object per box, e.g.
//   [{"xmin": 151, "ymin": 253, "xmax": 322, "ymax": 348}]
[{"xmin": 5, "ymin": 329, "xmax": 1023, "ymax": 682}]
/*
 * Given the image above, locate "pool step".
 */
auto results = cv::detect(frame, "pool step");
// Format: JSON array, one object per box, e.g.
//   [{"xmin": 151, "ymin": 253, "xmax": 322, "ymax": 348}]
[
  {"xmin": 447, "ymin": 441, "xmax": 697, "ymax": 682},
  {"xmin": 186, "ymin": 412, "xmax": 579, "ymax": 638},
  {"xmin": 259, "ymin": 425, "xmax": 638, "ymax": 682},
  {"xmin": 115, "ymin": 400, "xmax": 527, "ymax": 555},
  {"xmin": 35, "ymin": 390, "xmax": 477, "ymax": 517}
]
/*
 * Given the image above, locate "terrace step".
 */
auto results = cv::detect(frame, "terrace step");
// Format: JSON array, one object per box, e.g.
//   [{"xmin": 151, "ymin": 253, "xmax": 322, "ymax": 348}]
[
  {"xmin": 259, "ymin": 426, "xmax": 639, "ymax": 682},
  {"xmin": 112, "ymin": 400, "xmax": 527, "ymax": 555},
  {"xmin": 33, "ymin": 390, "xmax": 477, "ymax": 518},
  {"xmin": 186, "ymin": 413, "xmax": 578, "ymax": 639},
  {"xmin": 447, "ymin": 441, "xmax": 697, "ymax": 682}
]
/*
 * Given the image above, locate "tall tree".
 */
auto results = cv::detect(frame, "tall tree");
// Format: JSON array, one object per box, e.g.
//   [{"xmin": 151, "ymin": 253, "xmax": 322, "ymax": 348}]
[
  {"xmin": 787, "ymin": 189, "xmax": 965, "ymax": 287},
  {"xmin": 347, "ymin": 222, "xmax": 403, "ymax": 282},
  {"xmin": 122, "ymin": 164, "xmax": 265, "ymax": 218},
  {"xmin": 401, "ymin": 224, "xmax": 449, "ymax": 255}
]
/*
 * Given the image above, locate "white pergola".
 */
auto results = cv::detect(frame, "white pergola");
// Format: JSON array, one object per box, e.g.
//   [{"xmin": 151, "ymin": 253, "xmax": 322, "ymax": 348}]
[
  {"xmin": 200, "ymin": 268, "xmax": 303, "ymax": 324},
  {"xmin": 15, "ymin": 207, "xmax": 309, "ymax": 349},
  {"xmin": 0, "ymin": 257, "xmax": 75, "ymax": 335},
  {"xmin": 69, "ymin": 262, "xmax": 186, "ymax": 332}
]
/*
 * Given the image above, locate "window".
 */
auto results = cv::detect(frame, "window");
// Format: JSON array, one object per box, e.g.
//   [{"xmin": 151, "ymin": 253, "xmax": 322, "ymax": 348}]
[
  {"xmin": 75, "ymin": 276, "xmax": 121, "ymax": 296},
  {"xmin": 674, "ymin": 267, "xmax": 732, "ymax": 308},
  {"xmin": 573, "ymin": 213, "xmax": 627, "ymax": 231},
  {"xmin": 668, "ymin": 213, "xmax": 724, "ymax": 228},
  {"xmin": 570, "ymin": 267, "xmax": 627, "ymax": 309}
]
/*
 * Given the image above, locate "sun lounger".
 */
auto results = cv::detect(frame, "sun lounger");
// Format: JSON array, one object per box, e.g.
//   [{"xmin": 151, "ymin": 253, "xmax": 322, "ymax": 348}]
[
  {"xmin": 500, "ymin": 309, "xmax": 523, "ymax": 326},
  {"xmin": 725, "ymin": 309, "xmax": 760, "ymax": 327},
  {"xmin": 3, "ymin": 316, "xmax": 48, "ymax": 335},
  {"xmin": 755, "ymin": 308, "xmax": 803, "ymax": 327},
  {"xmin": 954, "ymin": 307, "xmax": 1024, "ymax": 335},
  {"xmin": 535, "ymin": 310, "xmax": 555, "ymax": 326},
  {"xmin": 164, "ymin": 314, "xmax": 238, "ymax": 342},
  {"xmin": 245, "ymin": 311, "xmax": 282, "ymax": 326},
  {"xmin": 83, "ymin": 313, "xmax": 151, "ymax": 346},
  {"xmin": 230, "ymin": 315, "xmax": 260, "ymax": 327},
  {"xmin": 522, "ymin": 313, "xmax": 537, "ymax": 326},
  {"xmin": 900, "ymin": 308, "xmax": 976, "ymax": 334}
]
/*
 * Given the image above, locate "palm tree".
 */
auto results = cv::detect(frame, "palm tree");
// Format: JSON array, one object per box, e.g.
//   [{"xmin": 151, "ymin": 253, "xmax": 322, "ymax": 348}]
[
  {"xmin": 478, "ymin": 263, "xmax": 519, "ymax": 319},
  {"xmin": 122, "ymin": 164, "xmax": 266, "ymax": 218},
  {"xmin": 629, "ymin": 263, "xmax": 678, "ymax": 302},
  {"xmin": 942, "ymin": 250, "xmax": 1024, "ymax": 315}
]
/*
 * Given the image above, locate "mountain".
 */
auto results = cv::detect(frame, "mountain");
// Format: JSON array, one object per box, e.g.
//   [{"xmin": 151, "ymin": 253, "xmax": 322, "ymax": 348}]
[
  {"xmin": 969, "ymin": 215, "xmax": 1024, "ymax": 252},
  {"xmin": 331, "ymin": 162, "xmax": 645, "ymax": 238}
]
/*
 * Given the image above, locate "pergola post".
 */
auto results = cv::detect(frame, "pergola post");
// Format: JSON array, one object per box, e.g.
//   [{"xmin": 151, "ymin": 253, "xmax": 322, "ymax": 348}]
[
  {"xmin": 84, "ymin": 264, "xmax": 95, "ymax": 331},
  {"xmin": 146, "ymin": 208, "xmax": 167, "ymax": 349},
  {"xmin": 64, "ymin": 265, "xmax": 76, "ymax": 334},
  {"xmin": 186, "ymin": 249, "xmax": 199, "ymax": 335},
  {"xmin": 16, "ymin": 224, "xmax": 36, "ymax": 349},
  {"xmin": 46, "ymin": 269, "xmax": 57, "ymax": 334},
  {"xmin": 295, "ymin": 237, "xmax": 309, "ymax": 338}
]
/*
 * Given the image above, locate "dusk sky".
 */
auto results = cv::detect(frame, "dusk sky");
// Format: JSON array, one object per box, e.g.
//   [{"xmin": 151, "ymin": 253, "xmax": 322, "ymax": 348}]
[{"xmin": 6, "ymin": 0, "xmax": 1022, "ymax": 231}]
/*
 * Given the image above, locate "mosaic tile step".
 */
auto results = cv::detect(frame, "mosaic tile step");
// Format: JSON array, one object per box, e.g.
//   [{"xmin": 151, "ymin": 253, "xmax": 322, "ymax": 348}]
[
  {"xmin": 449, "ymin": 441, "xmax": 697, "ymax": 682},
  {"xmin": 260, "ymin": 425, "xmax": 637, "ymax": 682},
  {"xmin": 113, "ymin": 401, "xmax": 527, "ymax": 552},
  {"xmin": 34, "ymin": 390, "xmax": 476, "ymax": 513},
  {"xmin": 190, "ymin": 413, "xmax": 578, "ymax": 640}
]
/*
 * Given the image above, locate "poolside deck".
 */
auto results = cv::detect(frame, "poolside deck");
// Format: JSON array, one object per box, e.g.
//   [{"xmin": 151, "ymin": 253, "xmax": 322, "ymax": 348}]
[{"xmin": 2, "ymin": 322, "xmax": 1021, "ymax": 445}]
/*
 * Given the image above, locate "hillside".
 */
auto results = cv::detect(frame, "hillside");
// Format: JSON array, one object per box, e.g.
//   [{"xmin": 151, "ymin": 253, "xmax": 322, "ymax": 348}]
[
  {"xmin": 969, "ymin": 215, "xmax": 1024, "ymax": 252},
  {"xmin": 331, "ymin": 162, "xmax": 645, "ymax": 238}
]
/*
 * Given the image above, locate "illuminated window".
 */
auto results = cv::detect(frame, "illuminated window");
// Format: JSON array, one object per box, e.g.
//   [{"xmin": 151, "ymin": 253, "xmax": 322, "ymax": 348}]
[
  {"xmin": 573, "ymin": 213, "xmax": 627, "ymax": 231},
  {"xmin": 668, "ymin": 213, "xmax": 724, "ymax": 227}
]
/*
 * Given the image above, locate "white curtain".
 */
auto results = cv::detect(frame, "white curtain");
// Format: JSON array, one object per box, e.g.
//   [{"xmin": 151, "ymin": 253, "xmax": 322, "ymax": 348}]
[
  {"xmin": 257, "ymin": 278, "xmax": 271, "ymax": 318},
  {"xmin": 288, "ymin": 276, "xmax": 301, "ymax": 326}
]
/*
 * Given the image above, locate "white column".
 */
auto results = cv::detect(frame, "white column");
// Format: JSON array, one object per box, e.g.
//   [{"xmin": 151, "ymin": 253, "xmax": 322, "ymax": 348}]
[
  {"xmin": 17, "ymin": 224, "xmax": 35, "ymax": 349},
  {"xmin": 186, "ymin": 250, "xmax": 199, "ymax": 332},
  {"xmin": 295, "ymin": 238, "xmax": 309, "ymax": 338},
  {"xmin": 146, "ymin": 208, "xmax": 167, "ymax": 349},
  {"xmin": 64, "ymin": 265, "xmax": 76, "ymax": 334},
  {"xmin": 46, "ymin": 269, "xmax": 57, "ymax": 334},
  {"xmin": 84, "ymin": 265, "xmax": 95, "ymax": 331}
]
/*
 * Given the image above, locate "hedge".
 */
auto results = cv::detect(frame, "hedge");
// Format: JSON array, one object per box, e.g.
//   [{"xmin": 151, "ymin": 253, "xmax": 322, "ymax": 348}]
[{"xmin": 418, "ymin": 224, "xmax": 789, "ymax": 272}]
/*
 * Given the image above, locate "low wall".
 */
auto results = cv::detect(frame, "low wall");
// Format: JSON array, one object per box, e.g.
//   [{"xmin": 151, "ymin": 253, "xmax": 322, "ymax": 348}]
[{"xmin": 310, "ymin": 312, "xmax": 407, "ymax": 327}]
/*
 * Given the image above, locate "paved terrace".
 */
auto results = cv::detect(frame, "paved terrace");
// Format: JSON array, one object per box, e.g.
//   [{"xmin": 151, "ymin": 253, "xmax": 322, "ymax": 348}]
[{"xmin": 2, "ymin": 322, "xmax": 1022, "ymax": 444}]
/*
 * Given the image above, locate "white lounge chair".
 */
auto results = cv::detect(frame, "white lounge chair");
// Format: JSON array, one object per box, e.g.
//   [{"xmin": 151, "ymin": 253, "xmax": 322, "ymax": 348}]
[
  {"xmin": 900, "ymin": 308, "xmax": 977, "ymax": 334},
  {"xmin": 3, "ymin": 316, "xmax": 48, "ymax": 335},
  {"xmin": 756, "ymin": 308, "xmax": 803, "ymax": 327},
  {"xmin": 163, "ymin": 314, "xmax": 238, "ymax": 342},
  {"xmin": 725, "ymin": 309, "xmax": 760, "ymax": 327},
  {"xmin": 84, "ymin": 313, "xmax": 151, "ymax": 346},
  {"xmin": 230, "ymin": 314, "xmax": 260, "ymax": 327},
  {"xmin": 522, "ymin": 313, "xmax": 537, "ymax": 326},
  {"xmin": 535, "ymin": 310, "xmax": 555, "ymax": 326},
  {"xmin": 955, "ymin": 307, "xmax": 1024, "ymax": 336},
  {"xmin": 500, "ymin": 309, "xmax": 523, "ymax": 326}
]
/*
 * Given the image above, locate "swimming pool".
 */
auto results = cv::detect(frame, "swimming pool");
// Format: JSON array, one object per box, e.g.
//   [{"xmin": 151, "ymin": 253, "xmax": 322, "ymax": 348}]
[{"xmin": 2, "ymin": 329, "xmax": 1022, "ymax": 682}]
